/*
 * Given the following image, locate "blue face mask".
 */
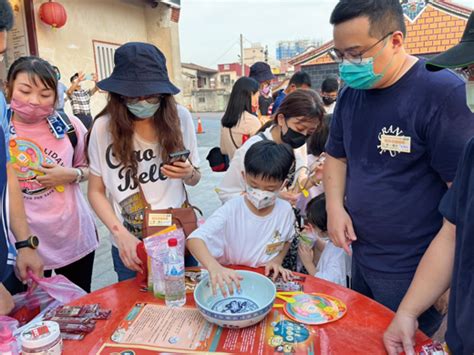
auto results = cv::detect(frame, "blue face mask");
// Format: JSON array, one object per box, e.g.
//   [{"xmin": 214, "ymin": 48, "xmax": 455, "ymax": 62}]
[
  {"xmin": 127, "ymin": 100, "xmax": 161, "ymax": 119},
  {"xmin": 339, "ymin": 58, "xmax": 384, "ymax": 90},
  {"xmin": 338, "ymin": 39, "xmax": 392, "ymax": 90}
]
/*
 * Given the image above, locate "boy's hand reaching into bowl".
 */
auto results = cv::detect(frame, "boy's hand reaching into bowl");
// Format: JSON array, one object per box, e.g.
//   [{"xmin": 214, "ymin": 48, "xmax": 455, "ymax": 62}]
[
  {"xmin": 208, "ymin": 263, "xmax": 243, "ymax": 297},
  {"xmin": 264, "ymin": 260, "xmax": 293, "ymax": 281}
]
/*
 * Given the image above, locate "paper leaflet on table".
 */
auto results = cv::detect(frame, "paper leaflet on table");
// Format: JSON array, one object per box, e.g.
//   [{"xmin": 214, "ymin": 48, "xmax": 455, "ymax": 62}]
[{"xmin": 110, "ymin": 303, "xmax": 319, "ymax": 354}]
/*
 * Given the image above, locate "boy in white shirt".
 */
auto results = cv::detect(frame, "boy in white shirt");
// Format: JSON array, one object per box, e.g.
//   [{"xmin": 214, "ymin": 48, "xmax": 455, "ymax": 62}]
[{"xmin": 187, "ymin": 140, "xmax": 296, "ymax": 296}]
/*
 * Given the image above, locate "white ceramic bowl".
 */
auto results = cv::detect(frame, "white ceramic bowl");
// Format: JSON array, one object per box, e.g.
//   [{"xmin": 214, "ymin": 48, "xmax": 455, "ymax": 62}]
[{"xmin": 194, "ymin": 270, "xmax": 276, "ymax": 329}]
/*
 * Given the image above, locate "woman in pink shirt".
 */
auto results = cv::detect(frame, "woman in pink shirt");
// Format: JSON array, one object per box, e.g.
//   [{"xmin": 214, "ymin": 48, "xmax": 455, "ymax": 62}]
[{"xmin": 6, "ymin": 56, "xmax": 98, "ymax": 292}]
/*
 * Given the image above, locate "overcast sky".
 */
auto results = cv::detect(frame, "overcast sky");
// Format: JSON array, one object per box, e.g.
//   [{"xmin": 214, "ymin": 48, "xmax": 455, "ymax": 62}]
[{"xmin": 179, "ymin": 0, "xmax": 473, "ymax": 69}]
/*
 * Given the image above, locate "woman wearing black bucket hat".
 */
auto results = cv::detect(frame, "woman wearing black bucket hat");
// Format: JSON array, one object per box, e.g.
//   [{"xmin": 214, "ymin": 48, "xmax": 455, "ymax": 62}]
[{"xmin": 87, "ymin": 42, "xmax": 201, "ymax": 281}]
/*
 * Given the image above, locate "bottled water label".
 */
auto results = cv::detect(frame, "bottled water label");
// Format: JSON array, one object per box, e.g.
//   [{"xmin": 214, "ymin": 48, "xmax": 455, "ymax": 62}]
[{"xmin": 165, "ymin": 262, "xmax": 184, "ymax": 278}]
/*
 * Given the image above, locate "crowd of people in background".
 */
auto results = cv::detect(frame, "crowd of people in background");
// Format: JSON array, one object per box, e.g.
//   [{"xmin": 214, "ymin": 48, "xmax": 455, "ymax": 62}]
[{"xmin": 1, "ymin": 0, "xmax": 474, "ymax": 353}]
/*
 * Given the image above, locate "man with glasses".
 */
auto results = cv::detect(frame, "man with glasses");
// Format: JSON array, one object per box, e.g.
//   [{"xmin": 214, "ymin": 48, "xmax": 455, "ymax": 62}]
[
  {"xmin": 323, "ymin": 0, "xmax": 474, "ymax": 336},
  {"xmin": 384, "ymin": 12, "xmax": 474, "ymax": 355}
]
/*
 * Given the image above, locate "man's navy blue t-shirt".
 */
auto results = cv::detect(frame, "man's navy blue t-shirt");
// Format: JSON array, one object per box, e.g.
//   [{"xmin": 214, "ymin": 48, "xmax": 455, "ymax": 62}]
[
  {"xmin": 326, "ymin": 60, "xmax": 474, "ymax": 277},
  {"xmin": 439, "ymin": 138, "xmax": 474, "ymax": 355}
]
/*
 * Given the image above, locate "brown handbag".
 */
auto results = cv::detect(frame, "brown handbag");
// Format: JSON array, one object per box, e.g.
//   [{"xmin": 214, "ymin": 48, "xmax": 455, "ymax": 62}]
[{"xmin": 139, "ymin": 184, "xmax": 202, "ymax": 239}]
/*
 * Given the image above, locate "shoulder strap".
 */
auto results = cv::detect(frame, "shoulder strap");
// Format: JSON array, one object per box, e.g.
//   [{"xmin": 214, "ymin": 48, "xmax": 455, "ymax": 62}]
[
  {"xmin": 57, "ymin": 111, "xmax": 78, "ymax": 150},
  {"xmin": 258, "ymin": 132, "xmax": 269, "ymax": 141},
  {"xmin": 229, "ymin": 128, "xmax": 239, "ymax": 149}
]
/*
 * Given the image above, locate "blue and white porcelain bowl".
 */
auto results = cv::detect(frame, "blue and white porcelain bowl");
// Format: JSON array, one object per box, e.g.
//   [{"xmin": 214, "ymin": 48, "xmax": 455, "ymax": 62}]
[{"xmin": 194, "ymin": 270, "xmax": 276, "ymax": 329}]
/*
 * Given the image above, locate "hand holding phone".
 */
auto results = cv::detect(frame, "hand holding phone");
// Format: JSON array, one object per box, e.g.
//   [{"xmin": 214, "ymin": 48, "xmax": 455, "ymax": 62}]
[{"xmin": 168, "ymin": 149, "xmax": 191, "ymax": 164}]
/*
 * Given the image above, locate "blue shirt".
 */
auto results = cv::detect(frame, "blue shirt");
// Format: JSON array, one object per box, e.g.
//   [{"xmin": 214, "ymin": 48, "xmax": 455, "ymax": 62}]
[
  {"xmin": 56, "ymin": 82, "xmax": 68, "ymax": 111},
  {"xmin": 439, "ymin": 138, "xmax": 474, "ymax": 355},
  {"xmin": 0, "ymin": 92, "xmax": 13, "ymax": 282},
  {"xmin": 326, "ymin": 60, "xmax": 474, "ymax": 277},
  {"xmin": 272, "ymin": 90, "xmax": 286, "ymax": 114}
]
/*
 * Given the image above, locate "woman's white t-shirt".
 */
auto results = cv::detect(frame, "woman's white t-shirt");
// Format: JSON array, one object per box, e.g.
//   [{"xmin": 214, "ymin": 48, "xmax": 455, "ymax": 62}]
[
  {"xmin": 188, "ymin": 196, "xmax": 295, "ymax": 267},
  {"xmin": 216, "ymin": 126, "xmax": 308, "ymax": 203},
  {"xmin": 88, "ymin": 105, "xmax": 200, "ymax": 239}
]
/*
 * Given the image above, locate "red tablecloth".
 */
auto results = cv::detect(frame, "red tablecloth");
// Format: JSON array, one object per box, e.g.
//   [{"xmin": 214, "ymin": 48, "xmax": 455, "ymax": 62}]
[{"xmin": 62, "ymin": 268, "xmax": 429, "ymax": 354}]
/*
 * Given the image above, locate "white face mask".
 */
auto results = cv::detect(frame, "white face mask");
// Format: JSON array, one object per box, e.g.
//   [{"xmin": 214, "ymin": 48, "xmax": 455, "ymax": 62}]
[
  {"xmin": 245, "ymin": 184, "xmax": 278, "ymax": 210},
  {"xmin": 467, "ymin": 80, "xmax": 474, "ymax": 113}
]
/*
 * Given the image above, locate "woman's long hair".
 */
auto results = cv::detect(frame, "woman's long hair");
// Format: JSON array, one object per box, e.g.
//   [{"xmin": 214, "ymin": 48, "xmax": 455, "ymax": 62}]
[
  {"xmin": 221, "ymin": 77, "xmax": 259, "ymax": 129},
  {"xmin": 89, "ymin": 93, "xmax": 184, "ymax": 177}
]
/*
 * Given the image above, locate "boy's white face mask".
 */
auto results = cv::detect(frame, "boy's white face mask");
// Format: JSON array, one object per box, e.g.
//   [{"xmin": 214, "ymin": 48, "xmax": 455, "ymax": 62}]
[{"xmin": 245, "ymin": 184, "xmax": 278, "ymax": 210}]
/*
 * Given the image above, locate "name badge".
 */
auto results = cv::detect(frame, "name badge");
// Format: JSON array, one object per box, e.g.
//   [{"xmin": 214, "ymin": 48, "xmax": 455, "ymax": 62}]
[
  {"xmin": 148, "ymin": 213, "xmax": 172, "ymax": 227},
  {"xmin": 46, "ymin": 113, "xmax": 67, "ymax": 139},
  {"xmin": 265, "ymin": 241, "xmax": 285, "ymax": 256},
  {"xmin": 380, "ymin": 135, "xmax": 411, "ymax": 153}
]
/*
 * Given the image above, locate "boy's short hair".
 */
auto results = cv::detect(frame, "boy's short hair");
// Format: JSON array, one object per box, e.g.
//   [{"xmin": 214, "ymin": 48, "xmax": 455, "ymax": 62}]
[
  {"xmin": 330, "ymin": 0, "xmax": 406, "ymax": 38},
  {"xmin": 70, "ymin": 72, "xmax": 79, "ymax": 83},
  {"xmin": 0, "ymin": 0, "xmax": 14, "ymax": 32},
  {"xmin": 321, "ymin": 77, "xmax": 339, "ymax": 93},
  {"xmin": 306, "ymin": 194, "xmax": 327, "ymax": 232},
  {"xmin": 289, "ymin": 72, "xmax": 312, "ymax": 88},
  {"xmin": 244, "ymin": 140, "xmax": 295, "ymax": 182}
]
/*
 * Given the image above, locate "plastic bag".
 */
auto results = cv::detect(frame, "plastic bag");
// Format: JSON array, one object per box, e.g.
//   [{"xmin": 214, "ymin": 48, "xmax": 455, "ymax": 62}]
[
  {"xmin": 315, "ymin": 241, "xmax": 352, "ymax": 287},
  {"xmin": 144, "ymin": 226, "xmax": 186, "ymax": 297},
  {"xmin": 10, "ymin": 271, "xmax": 87, "ymax": 326}
]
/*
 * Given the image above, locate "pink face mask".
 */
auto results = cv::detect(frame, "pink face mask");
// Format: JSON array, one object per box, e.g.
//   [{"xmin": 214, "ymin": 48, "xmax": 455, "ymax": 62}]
[{"xmin": 10, "ymin": 98, "xmax": 53, "ymax": 123}]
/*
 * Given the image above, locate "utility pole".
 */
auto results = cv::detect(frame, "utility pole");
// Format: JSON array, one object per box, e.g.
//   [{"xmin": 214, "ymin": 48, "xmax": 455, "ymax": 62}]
[{"xmin": 240, "ymin": 33, "xmax": 244, "ymax": 77}]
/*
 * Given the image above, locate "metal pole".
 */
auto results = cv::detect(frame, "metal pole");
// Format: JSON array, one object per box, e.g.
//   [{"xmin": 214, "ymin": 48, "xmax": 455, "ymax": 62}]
[{"xmin": 240, "ymin": 33, "xmax": 244, "ymax": 77}]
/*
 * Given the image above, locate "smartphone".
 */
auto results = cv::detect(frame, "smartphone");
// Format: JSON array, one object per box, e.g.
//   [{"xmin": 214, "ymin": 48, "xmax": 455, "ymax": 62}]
[
  {"xmin": 84, "ymin": 73, "xmax": 94, "ymax": 81},
  {"xmin": 168, "ymin": 149, "xmax": 190, "ymax": 164}
]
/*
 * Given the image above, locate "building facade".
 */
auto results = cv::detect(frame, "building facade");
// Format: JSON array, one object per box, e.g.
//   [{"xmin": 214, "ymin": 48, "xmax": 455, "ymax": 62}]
[
  {"xmin": 1, "ymin": 0, "xmax": 183, "ymax": 118},
  {"xmin": 181, "ymin": 63, "xmax": 228, "ymax": 112},
  {"xmin": 276, "ymin": 39, "xmax": 321, "ymax": 61},
  {"xmin": 289, "ymin": 0, "xmax": 471, "ymax": 90}
]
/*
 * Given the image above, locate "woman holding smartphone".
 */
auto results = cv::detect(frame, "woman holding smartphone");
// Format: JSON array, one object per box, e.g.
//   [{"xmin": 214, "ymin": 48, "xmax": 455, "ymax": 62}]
[{"xmin": 87, "ymin": 42, "xmax": 200, "ymax": 281}]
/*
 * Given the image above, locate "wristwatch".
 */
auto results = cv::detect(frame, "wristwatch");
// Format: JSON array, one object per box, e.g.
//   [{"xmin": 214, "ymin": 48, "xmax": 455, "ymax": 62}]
[
  {"xmin": 15, "ymin": 235, "xmax": 39, "ymax": 250},
  {"xmin": 74, "ymin": 168, "xmax": 84, "ymax": 183}
]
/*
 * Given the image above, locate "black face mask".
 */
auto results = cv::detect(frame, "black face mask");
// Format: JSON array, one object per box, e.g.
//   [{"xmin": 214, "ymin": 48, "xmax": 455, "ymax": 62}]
[
  {"xmin": 322, "ymin": 96, "xmax": 336, "ymax": 106},
  {"xmin": 281, "ymin": 126, "xmax": 307, "ymax": 149}
]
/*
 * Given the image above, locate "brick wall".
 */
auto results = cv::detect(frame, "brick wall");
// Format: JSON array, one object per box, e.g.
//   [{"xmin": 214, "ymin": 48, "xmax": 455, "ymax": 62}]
[
  {"xmin": 404, "ymin": 5, "xmax": 467, "ymax": 55},
  {"xmin": 302, "ymin": 63, "xmax": 339, "ymax": 91}
]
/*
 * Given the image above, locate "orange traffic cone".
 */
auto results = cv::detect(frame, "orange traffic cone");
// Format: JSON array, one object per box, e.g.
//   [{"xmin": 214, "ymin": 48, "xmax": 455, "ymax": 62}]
[{"xmin": 197, "ymin": 117, "xmax": 204, "ymax": 134}]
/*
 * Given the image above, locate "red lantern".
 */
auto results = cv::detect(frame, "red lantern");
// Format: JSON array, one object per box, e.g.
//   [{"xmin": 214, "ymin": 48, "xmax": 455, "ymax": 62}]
[{"xmin": 39, "ymin": 1, "xmax": 67, "ymax": 29}]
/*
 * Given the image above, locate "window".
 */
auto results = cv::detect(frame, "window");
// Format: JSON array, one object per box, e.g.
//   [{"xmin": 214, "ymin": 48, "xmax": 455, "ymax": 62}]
[
  {"xmin": 93, "ymin": 41, "xmax": 120, "ymax": 81},
  {"xmin": 224, "ymin": 64, "xmax": 230, "ymax": 70},
  {"xmin": 198, "ymin": 97, "xmax": 205, "ymax": 103},
  {"xmin": 221, "ymin": 74, "xmax": 231, "ymax": 85}
]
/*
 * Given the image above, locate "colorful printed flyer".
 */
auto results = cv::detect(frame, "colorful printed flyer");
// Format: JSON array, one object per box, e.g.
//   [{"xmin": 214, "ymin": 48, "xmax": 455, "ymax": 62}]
[{"xmin": 110, "ymin": 303, "xmax": 319, "ymax": 354}]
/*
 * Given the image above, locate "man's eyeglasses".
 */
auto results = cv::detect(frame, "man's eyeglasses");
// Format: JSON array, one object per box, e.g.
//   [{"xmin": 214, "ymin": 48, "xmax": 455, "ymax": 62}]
[
  {"xmin": 124, "ymin": 95, "xmax": 163, "ymax": 105},
  {"xmin": 328, "ymin": 32, "xmax": 394, "ymax": 65}
]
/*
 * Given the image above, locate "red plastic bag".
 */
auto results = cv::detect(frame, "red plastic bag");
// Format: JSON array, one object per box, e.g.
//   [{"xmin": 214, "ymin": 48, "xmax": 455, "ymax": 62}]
[{"xmin": 10, "ymin": 271, "xmax": 87, "ymax": 325}]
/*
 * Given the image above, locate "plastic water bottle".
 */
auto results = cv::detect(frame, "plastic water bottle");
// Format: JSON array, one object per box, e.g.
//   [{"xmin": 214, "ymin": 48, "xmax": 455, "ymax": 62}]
[{"xmin": 164, "ymin": 238, "xmax": 186, "ymax": 307}]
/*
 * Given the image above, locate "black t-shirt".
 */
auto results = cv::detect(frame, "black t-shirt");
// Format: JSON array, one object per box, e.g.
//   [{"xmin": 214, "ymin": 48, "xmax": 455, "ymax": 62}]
[
  {"xmin": 439, "ymin": 137, "xmax": 474, "ymax": 355},
  {"xmin": 326, "ymin": 60, "xmax": 474, "ymax": 277},
  {"xmin": 259, "ymin": 95, "xmax": 273, "ymax": 116}
]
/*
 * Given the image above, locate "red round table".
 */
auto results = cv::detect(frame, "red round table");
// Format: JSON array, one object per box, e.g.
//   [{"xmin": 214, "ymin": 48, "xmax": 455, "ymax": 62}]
[{"xmin": 62, "ymin": 267, "xmax": 429, "ymax": 354}]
